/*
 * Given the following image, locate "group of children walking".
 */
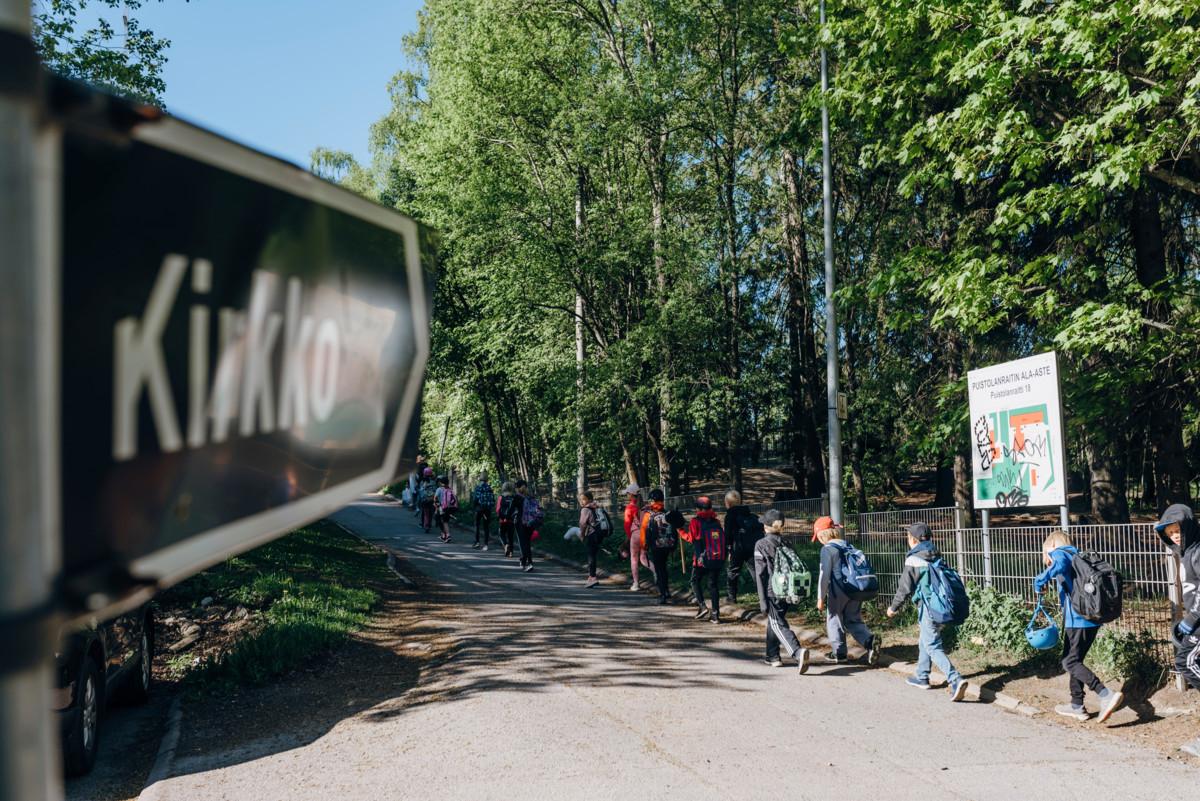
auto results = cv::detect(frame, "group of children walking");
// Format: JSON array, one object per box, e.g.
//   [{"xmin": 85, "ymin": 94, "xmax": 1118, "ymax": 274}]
[{"xmin": 407, "ymin": 463, "xmax": 1200, "ymax": 754}]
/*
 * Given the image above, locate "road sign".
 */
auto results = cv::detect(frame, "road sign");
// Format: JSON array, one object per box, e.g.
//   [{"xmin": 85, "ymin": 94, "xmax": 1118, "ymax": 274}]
[
  {"xmin": 967, "ymin": 351, "xmax": 1067, "ymax": 510},
  {"xmin": 837, "ymin": 392, "xmax": 848, "ymax": 421},
  {"xmin": 51, "ymin": 83, "xmax": 434, "ymax": 614}
]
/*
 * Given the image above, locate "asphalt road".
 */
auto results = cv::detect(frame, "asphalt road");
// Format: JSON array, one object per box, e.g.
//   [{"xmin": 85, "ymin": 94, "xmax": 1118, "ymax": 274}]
[{"xmin": 144, "ymin": 496, "xmax": 1196, "ymax": 800}]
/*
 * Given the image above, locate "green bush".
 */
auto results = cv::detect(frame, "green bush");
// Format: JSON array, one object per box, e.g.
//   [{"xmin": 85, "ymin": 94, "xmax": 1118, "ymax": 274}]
[
  {"xmin": 956, "ymin": 584, "xmax": 1039, "ymax": 658},
  {"xmin": 1086, "ymin": 628, "xmax": 1163, "ymax": 686}
]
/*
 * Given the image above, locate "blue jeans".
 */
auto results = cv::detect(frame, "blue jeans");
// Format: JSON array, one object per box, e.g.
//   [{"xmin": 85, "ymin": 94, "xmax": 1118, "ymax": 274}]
[{"xmin": 917, "ymin": 607, "xmax": 960, "ymax": 684}]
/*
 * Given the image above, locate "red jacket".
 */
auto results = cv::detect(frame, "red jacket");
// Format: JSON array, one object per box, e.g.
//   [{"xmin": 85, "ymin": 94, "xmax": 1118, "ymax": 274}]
[{"xmin": 623, "ymin": 501, "xmax": 641, "ymax": 541}]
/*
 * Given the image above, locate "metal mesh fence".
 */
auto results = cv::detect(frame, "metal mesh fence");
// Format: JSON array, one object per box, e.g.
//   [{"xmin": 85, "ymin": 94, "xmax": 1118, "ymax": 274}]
[
  {"xmin": 856, "ymin": 505, "xmax": 961, "ymax": 536},
  {"xmin": 845, "ymin": 521, "xmax": 1177, "ymax": 659}
]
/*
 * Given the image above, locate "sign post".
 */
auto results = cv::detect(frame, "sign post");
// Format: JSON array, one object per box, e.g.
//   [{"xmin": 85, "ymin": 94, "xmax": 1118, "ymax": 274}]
[
  {"xmin": 1, "ymin": 3, "xmax": 63, "ymax": 799},
  {"xmin": 967, "ymin": 352, "xmax": 1068, "ymax": 518}
]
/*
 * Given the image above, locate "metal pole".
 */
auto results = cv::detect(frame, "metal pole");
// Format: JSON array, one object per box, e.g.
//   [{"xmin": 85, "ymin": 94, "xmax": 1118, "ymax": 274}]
[
  {"xmin": 1059, "ymin": 504, "xmax": 1069, "ymax": 531},
  {"xmin": 2, "ymin": 3, "xmax": 64, "ymax": 799},
  {"xmin": 980, "ymin": 509, "xmax": 993, "ymax": 587},
  {"xmin": 819, "ymin": 0, "xmax": 842, "ymax": 523}
]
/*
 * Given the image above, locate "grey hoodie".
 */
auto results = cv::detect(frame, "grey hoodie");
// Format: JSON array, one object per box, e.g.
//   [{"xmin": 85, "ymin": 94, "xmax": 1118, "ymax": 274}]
[{"xmin": 1157, "ymin": 504, "xmax": 1200, "ymax": 630}]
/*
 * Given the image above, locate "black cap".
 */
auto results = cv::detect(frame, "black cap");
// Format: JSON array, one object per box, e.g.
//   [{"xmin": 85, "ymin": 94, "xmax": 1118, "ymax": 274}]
[
  {"xmin": 649, "ymin": 489, "xmax": 665, "ymax": 502},
  {"xmin": 907, "ymin": 522, "xmax": 932, "ymax": 541}
]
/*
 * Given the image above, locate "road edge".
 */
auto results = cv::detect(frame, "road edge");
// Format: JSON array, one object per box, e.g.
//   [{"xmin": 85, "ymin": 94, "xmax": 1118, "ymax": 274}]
[{"xmin": 136, "ymin": 695, "xmax": 183, "ymax": 801}]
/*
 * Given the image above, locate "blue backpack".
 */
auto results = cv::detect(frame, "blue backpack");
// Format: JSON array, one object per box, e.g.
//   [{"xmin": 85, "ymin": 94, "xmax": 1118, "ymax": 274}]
[
  {"xmin": 918, "ymin": 558, "xmax": 970, "ymax": 625},
  {"xmin": 833, "ymin": 542, "xmax": 879, "ymax": 600}
]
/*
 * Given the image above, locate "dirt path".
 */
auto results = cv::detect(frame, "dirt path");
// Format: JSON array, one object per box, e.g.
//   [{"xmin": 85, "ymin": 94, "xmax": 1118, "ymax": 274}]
[{"xmin": 143, "ymin": 495, "xmax": 1197, "ymax": 801}]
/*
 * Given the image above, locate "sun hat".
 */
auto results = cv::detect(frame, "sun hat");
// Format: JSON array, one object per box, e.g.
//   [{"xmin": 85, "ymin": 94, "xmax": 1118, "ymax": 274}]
[{"xmin": 621, "ymin": 482, "xmax": 640, "ymax": 495}]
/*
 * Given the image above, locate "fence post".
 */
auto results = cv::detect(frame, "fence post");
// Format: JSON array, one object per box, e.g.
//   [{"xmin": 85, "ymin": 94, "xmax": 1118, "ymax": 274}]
[
  {"xmin": 981, "ymin": 509, "xmax": 993, "ymax": 587},
  {"xmin": 953, "ymin": 504, "xmax": 967, "ymax": 576},
  {"xmin": 1168, "ymin": 547, "xmax": 1187, "ymax": 691},
  {"xmin": 1060, "ymin": 504, "xmax": 1070, "ymax": 531}
]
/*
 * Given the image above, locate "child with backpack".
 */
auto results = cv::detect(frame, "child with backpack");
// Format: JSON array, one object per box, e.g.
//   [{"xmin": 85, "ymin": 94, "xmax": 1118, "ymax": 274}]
[
  {"xmin": 683, "ymin": 496, "xmax": 727, "ymax": 623},
  {"xmin": 496, "ymin": 482, "xmax": 518, "ymax": 558},
  {"xmin": 753, "ymin": 509, "xmax": 811, "ymax": 673},
  {"xmin": 885, "ymin": 522, "xmax": 967, "ymax": 700},
  {"xmin": 639, "ymin": 489, "xmax": 682, "ymax": 604},
  {"xmin": 814, "ymin": 516, "xmax": 881, "ymax": 665},
  {"xmin": 623, "ymin": 484, "xmax": 649, "ymax": 590},
  {"xmin": 472, "ymin": 475, "xmax": 495, "ymax": 551},
  {"xmin": 434, "ymin": 476, "xmax": 457, "ymax": 543},
  {"xmin": 724, "ymin": 490, "xmax": 764, "ymax": 604},
  {"xmin": 1033, "ymin": 530, "xmax": 1124, "ymax": 722},
  {"xmin": 513, "ymin": 480, "xmax": 543, "ymax": 572},
  {"xmin": 418, "ymin": 467, "xmax": 437, "ymax": 533},
  {"xmin": 1155, "ymin": 504, "xmax": 1200, "ymax": 757},
  {"xmin": 578, "ymin": 491, "xmax": 611, "ymax": 587}
]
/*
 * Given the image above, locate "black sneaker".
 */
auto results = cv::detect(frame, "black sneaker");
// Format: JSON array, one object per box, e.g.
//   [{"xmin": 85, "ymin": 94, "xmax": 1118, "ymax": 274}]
[
  {"xmin": 867, "ymin": 635, "xmax": 882, "ymax": 666},
  {"xmin": 694, "ymin": 607, "xmax": 709, "ymax": 620},
  {"xmin": 472, "ymin": 543, "xmax": 481, "ymax": 550},
  {"xmin": 710, "ymin": 613, "xmax": 720, "ymax": 624},
  {"xmin": 763, "ymin": 658, "xmax": 784, "ymax": 668},
  {"xmin": 824, "ymin": 652, "xmax": 846, "ymax": 664}
]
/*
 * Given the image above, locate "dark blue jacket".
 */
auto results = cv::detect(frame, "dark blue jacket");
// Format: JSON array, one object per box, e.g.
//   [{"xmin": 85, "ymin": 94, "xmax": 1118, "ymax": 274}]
[{"xmin": 1033, "ymin": 545, "xmax": 1097, "ymax": 629}]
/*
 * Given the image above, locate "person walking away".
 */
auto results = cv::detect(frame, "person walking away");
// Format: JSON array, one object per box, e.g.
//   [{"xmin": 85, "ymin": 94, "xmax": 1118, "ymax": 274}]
[
  {"xmin": 886, "ymin": 522, "xmax": 967, "ymax": 700},
  {"xmin": 418, "ymin": 467, "xmax": 437, "ymax": 533},
  {"xmin": 724, "ymin": 490, "xmax": 763, "ymax": 604},
  {"xmin": 409, "ymin": 455, "xmax": 426, "ymax": 514},
  {"xmin": 1034, "ymin": 530, "xmax": 1124, "ymax": 722},
  {"xmin": 621, "ymin": 483, "xmax": 641, "ymax": 563},
  {"xmin": 496, "ymin": 482, "xmax": 518, "ymax": 557},
  {"xmin": 1156, "ymin": 504, "xmax": 1200, "ymax": 756},
  {"xmin": 683, "ymin": 496, "xmax": 727, "ymax": 623},
  {"xmin": 472, "ymin": 474, "xmax": 495, "ymax": 550},
  {"xmin": 434, "ymin": 475, "xmax": 457, "ymax": 543},
  {"xmin": 753, "ymin": 509, "xmax": 810, "ymax": 673},
  {"xmin": 640, "ymin": 491, "xmax": 684, "ymax": 604},
  {"xmin": 513, "ymin": 480, "xmax": 542, "ymax": 572},
  {"xmin": 579, "ymin": 491, "xmax": 604, "ymax": 587},
  {"xmin": 814, "ymin": 516, "xmax": 880, "ymax": 664},
  {"xmin": 628, "ymin": 486, "xmax": 655, "ymax": 591}
]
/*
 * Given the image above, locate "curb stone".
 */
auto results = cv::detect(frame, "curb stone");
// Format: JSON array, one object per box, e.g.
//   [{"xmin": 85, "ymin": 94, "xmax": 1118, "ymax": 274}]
[
  {"xmin": 137, "ymin": 696, "xmax": 183, "ymax": 801},
  {"xmin": 382, "ymin": 495, "xmax": 1046, "ymax": 717}
]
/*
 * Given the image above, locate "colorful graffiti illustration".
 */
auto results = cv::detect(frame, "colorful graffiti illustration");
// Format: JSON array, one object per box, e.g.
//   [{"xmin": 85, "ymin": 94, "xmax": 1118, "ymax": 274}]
[
  {"xmin": 973, "ymin": 406, "xmax": 1059, "ymax": 508},
  {"xmin": 967, "ymin": 352, "xmax": 1067, "ymax": 510}
]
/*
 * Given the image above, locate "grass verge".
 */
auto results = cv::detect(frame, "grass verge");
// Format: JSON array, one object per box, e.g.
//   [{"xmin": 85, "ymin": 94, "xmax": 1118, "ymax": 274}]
[{"xmin": 159, "ymin": 521, "xmax": 392, "ymax": 691}]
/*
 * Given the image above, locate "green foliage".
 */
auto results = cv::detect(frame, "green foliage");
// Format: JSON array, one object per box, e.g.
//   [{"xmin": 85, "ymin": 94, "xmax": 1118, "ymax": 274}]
[
  {"xmin": 33, "ymin": 0, "xmax": 172, "ymax": 105},
  {"xmin": 1086, "ymin": 628, "xmax": 1164, "ymax": 686},
  {"xmin": 163, "ymin": 525, "xmax": 389, "ymax": 690},
  {"xmin": 956, "ymin": 584, "xmax": 1040, "ymax": 658}
]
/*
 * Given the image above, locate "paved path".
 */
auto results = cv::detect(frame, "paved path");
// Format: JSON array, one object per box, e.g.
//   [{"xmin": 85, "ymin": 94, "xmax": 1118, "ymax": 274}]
[{"xmin": 148, "ymin": 496, "xmax": 1195, "ymax": 800}]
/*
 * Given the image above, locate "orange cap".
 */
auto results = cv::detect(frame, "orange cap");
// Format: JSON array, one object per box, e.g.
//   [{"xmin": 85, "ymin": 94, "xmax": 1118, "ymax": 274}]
[{"xmin": 811, "ymin": 516, "xmax": 840, "ymax": 542}]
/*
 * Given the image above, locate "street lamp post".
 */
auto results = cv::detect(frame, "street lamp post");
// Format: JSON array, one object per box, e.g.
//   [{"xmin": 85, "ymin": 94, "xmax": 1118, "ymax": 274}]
[{"xmin": 820, "ymin": 0, "xmax": 843, "ymax": 523}]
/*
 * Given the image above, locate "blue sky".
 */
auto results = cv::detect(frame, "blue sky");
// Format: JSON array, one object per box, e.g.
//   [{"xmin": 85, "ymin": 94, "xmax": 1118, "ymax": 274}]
[{"xmin": 123, "ymin": 0, "xmax": 425, "ymax": 168}]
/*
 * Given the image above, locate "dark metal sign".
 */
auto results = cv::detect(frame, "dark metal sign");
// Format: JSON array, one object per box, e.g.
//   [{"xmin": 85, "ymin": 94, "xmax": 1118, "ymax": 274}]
[{"xmin": 54, "ymin": 96, "xmax": 433, "ymax": 611}]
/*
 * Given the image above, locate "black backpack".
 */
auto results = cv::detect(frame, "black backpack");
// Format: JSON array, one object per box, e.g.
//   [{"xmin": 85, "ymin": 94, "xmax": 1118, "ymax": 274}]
[
  {"xmin": 736, "ymin": 513, "xmax": 765, "ymax": 547},
  {"xmin": 593, "ymin": 507, "xmax": 613, "ymax": 539},
  {"xmin": 497, "ymin": 495, "xmax": 518, "ymax": 524},
  {"xmin": 648, "ymin": 511, "xmax": 678, "ymax": 550},
  {"xmin": 1070, "ymin": 551, "xmax": 1123, "ymax": 624}
]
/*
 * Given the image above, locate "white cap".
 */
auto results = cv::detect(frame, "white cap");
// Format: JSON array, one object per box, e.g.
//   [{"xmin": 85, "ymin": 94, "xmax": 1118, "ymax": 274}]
[{"xmin": 621, "ymin": 483, "xmax": 640, "ymax": 495}]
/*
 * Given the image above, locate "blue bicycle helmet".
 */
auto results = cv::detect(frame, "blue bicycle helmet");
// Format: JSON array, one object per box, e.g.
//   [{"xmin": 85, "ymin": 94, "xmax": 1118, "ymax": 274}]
[{"xmin": 1025, "ymin": 599, "xmax": 1060, "ymax": 651}]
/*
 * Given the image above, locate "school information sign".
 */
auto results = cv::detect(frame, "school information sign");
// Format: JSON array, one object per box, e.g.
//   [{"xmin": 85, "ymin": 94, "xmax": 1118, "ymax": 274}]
[{"xmin": 967, "ymin": 352, "xmax": 1067, "ymax": 510}]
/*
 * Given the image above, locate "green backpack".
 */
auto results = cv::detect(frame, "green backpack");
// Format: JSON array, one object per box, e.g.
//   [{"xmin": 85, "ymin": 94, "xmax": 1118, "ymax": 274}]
[{"xmin": 769, "ymin": 545, "xmax": 812, "ymax": 604}]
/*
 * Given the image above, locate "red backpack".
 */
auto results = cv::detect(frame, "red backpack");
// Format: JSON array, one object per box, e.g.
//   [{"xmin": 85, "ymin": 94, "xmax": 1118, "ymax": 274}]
[{"xmin": 696, "ymin": 518, "xmax": 726, "ymax": 564}]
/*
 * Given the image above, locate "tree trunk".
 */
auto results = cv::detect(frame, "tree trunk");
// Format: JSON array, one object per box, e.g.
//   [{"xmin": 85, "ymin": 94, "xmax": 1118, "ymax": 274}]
[
  {"xmin": 1085, "ymin": 435, "xmax": 1130, "ymax": 523},
  {"xmin": 478, "ymin": 386, "xmax": 505, "ymax": 480},
  {"xmin": 618, "ymin": 429, "xmax": 639, "ymax": 488},
  {"xmin": 946, "ymin": 335, "xmax": 974, "ymax": 519},
  {"xmin": 1132, "ymin": 187, "xmax": 1190, "ymax": 509},
  {"xmin": 575, "ymin": 169, "xmax": 588, "ymax": 498},
  {"xmin": 934, "ymin": 461, "xmax": 955, "ymax": 507}
]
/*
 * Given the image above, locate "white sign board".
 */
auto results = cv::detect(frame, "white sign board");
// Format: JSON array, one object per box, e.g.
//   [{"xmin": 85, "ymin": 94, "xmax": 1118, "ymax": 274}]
[{"xmin": 967, "ymin": 351, "xmax": 1067, "ymax": 510}]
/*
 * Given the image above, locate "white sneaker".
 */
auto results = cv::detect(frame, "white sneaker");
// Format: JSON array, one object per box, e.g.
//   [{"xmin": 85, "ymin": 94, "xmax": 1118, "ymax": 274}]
[
  {"xmin": 1179, "ymin": 738, "xmax": 1200, "ymax": 758},
  {"xmin": 797, "ymin": 649, "xmax": 810, "ymax": 675},
  {"xmin": 1054, "ymin": 704, "xmax": 1089, "ymax": 722},
  {"xmin": 1097, "ymin": 689, "xmax": 1124, "ymax": 723},
  {"xmin": 482, "ymin": 545, "xmax": 489, "ymax": 551},
  {"xmin": 630, "ymin": 583, "xmax": 640, "ymax": 592}
]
